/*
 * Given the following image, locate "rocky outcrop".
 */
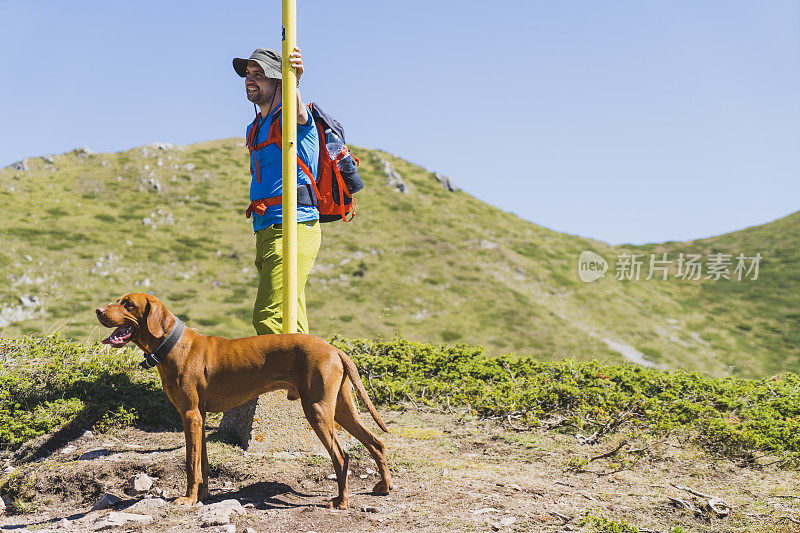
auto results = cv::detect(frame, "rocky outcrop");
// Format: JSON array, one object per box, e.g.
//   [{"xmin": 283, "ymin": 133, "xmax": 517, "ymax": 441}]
[
  {"xmin": 73, "ymin": 146, "xmax": 93, "ymax": 157},
  {"xmin": 434, "ymin": 172, "xmax": 457, "ymax": 192},
  {"xmin": 379, "ymin": 158, "xmax": 408, "ymax": 193},
  {"xmin": 9, "ymin": 160, "xmax": 29, "ymax": 172},
  {"xmin": 0, "ymin": 296, "xmax": 41, "ymax": 328}
]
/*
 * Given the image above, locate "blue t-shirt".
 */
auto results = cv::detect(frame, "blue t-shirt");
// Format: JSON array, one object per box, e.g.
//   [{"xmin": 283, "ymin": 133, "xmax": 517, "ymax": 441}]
[{"xmin": 247, "ymin": 106, "xmax": 319, "ymax": 231}]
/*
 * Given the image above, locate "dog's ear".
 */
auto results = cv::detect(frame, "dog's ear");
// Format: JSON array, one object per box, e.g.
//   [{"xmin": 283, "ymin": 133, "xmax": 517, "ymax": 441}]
[{"xmin": 145, "ymin": 298, "xmax": 166, "ymax": 339}]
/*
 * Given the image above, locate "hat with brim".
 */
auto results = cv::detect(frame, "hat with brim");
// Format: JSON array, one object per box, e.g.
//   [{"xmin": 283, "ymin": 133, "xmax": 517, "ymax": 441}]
[{"xmin": 233, "ymin": 48, "xmax": 282, "ymax": 79}]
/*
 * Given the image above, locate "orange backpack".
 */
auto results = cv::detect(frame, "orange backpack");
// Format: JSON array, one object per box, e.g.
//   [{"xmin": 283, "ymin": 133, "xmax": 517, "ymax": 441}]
[{"xmin": 245, "ymin": 102, "xmax": 363, "ymax": 222}]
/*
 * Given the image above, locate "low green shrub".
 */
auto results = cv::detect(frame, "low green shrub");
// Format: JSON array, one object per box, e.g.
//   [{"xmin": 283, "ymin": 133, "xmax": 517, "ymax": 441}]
[
  {"xmin": 1, "ymin": 335, "xmax": 799, "ymax": 464},
  {"xmin": 0, "ymin": 335, "xmax": 179, "ymax": 453},
  {"xmin": 579, "ymin": 511, "xmax": 640, "ymax": 533},
  {"xmin": 335, "ymin": 337, "xmax": 800, "ymax": 462}
]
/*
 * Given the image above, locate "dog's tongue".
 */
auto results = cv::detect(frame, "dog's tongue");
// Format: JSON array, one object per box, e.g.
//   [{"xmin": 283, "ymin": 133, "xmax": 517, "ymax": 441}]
[{"xmin": 102, "ymin": 325, "xmax": 133, "ymax": 348}]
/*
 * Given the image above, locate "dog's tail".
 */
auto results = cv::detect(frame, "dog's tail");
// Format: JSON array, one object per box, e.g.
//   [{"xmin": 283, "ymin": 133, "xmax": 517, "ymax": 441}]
[{"xmin": 338, "ymin": 350, "xmax": 390, "ymax": 433}]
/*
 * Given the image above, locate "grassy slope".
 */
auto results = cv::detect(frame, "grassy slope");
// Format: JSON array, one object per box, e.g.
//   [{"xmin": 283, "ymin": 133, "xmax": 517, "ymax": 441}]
[
  {"xmin": 626, "ymin": 211, "xmax": 800, "ymax": 376},
  {"xmin": 0, "ymin": 140, "xmax": 796, "ymax": 377}
]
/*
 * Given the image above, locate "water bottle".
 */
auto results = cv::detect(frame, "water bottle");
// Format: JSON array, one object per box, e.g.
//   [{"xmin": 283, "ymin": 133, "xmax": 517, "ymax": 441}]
[{"xmin": 324, "ymin": 128, "xmax": 356, "ymax": 174}]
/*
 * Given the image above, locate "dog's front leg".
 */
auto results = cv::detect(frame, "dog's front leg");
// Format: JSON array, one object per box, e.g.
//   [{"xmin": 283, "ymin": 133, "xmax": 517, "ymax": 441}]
[{"xmin": 175, "ymin": 409, "xmax": 204, "ymax": 505}]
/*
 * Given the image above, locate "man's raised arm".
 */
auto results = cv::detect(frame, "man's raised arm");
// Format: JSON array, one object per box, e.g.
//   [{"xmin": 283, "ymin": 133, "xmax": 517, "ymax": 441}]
[{"xmin": 289, "ymin": 47, "xmax": 309, "ymax": 126}]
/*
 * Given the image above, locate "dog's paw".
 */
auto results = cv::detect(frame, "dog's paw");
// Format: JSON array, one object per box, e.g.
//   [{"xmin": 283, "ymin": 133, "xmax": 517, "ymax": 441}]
[
  {"xmin": 326, "ymin": 496, "xmax": 349, "ymax": 509},
  {"xmin": 174, "ymin": 495, "xmax": 198, "ymax": 506},
  {"xmin": 372, "ymin": 479, "xmax": 392, "ymax": 495}
]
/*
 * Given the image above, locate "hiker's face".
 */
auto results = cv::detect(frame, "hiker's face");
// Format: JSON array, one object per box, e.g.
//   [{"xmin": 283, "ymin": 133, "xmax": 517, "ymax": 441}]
[{"xmin": 245, "ymin": 61, "xmax": 279, "ymax": 106}]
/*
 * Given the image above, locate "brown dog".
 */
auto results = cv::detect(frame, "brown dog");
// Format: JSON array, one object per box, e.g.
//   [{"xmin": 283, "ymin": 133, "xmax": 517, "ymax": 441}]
[{"xmin": 95, "ymin": 293, "xmax": 391, "ymax": 509}]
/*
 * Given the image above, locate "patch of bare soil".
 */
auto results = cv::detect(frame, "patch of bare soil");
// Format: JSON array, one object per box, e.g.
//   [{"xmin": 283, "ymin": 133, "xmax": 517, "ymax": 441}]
[{"xmin": 1, "ymin": 410, "xmax": 799, "ymax": 532}]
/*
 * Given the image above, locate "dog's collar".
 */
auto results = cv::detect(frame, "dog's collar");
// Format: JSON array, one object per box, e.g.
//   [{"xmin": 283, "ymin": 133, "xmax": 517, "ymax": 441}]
[{"xmin": 141, "ymin": 317, "xmax": 185, "ymax": 369}]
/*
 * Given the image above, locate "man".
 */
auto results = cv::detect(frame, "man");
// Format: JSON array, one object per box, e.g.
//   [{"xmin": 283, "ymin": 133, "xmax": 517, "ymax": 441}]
[{"xmin": 232, "ymin": 47, "xmax": 320, "ymax": 335}]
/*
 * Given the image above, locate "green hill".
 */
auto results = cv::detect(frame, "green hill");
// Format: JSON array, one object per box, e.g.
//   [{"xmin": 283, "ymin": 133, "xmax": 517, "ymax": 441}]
[{"xmin": 1, "ymin": 140, "xmax": 796, "ymax": 377}]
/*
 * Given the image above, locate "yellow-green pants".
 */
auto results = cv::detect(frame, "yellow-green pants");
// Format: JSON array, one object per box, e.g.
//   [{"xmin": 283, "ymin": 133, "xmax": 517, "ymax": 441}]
[{"xmin": 253, "ymin": 220, "xmax": 321, "ymax": 335}]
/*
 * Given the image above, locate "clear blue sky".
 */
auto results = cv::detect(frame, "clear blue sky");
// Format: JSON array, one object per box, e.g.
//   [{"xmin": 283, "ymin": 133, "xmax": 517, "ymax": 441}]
[{"xmin": 1, "ymin": 1, "xmax": 798, "ymax": 245}]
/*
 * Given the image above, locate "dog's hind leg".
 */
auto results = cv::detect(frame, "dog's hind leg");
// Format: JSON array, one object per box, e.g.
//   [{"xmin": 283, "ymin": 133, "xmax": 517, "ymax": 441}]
[
  {"xmin": 334, "ymin": 379, "xmax": 392, "ymax": 495},
  {"xmin": 302, "ymin": 399, "xmax": 350, "ymax": 509},
  {"xmin": 199, "ymin": 411, "xmax": 209, "ymax": 502}
]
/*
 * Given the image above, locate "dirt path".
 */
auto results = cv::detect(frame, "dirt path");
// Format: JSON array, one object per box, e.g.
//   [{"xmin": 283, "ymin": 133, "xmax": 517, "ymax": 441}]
[{"xmin": 1, "ymin": 410, "xmax": 798, "ymax": 532}]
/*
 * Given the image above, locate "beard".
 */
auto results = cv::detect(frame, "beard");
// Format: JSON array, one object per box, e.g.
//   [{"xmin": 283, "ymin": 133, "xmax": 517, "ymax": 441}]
[{"xmin": 247, "ymin": 81, "xmax": 279, "ymax": 107}]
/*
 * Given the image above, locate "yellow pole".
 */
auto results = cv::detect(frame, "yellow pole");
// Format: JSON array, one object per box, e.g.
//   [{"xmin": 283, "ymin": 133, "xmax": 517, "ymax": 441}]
[{"xmin": 281, "ymin": 0, "xmax": 298, "ymax": 334}]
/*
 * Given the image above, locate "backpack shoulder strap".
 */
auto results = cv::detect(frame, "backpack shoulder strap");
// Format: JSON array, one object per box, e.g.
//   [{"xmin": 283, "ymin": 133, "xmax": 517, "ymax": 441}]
[
  {"xmin": 264, "ymin": 108, "xmax": 281, "ymax": 147},
  {"xmin": 247, "ymin": 107, "xmax": 284, "ymax": 152},
  {"xmin": 263, "ymin": 103, "xmax": 320, "ymax": 152},
  {"xmin": 246, "ymin": 113, "xmax": 261, "ymax": 152},
  {"xmin": 261, "ymin": 104, "xmax": 312, "ymax": 148}
]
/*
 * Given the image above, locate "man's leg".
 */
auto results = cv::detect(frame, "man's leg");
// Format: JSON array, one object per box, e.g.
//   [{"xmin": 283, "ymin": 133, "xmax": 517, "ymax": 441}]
[
  {"xmin": 252, "ymin": 225, "xmax": 284, "ymax": 335},
  {"xmin": 252, "ymin": 220, "xmax": 321, "ymax": 335},
  {"xmin": 296, "ymin": 220, "xmax": 321, "ymax": 333}
]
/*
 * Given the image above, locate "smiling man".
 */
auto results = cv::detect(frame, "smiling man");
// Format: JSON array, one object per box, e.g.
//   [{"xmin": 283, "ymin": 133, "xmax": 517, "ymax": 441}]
[{"xmin": 232, "ymin": 47, "xmax": 321, "ymax": 336}]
